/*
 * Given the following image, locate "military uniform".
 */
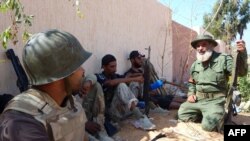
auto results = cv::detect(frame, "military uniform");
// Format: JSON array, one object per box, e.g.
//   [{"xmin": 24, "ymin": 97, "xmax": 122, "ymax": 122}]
[
  {"xmin": 178, "ymin": 35, "xmax": 248, "ymax": 131},
  {"xmin": 0, "ymin": 29, "xmax": 92, "ymax": 141},
  {"xmin": 82, "ymin": 74, "xmax": 105, "ymax": 122},
  {"xmin": 1, "ymin": 89, "xmax": 86, "ymax": 141},
  {"xmin": 81, "ymin": 74, "xmax": 115, "ymax": 141}
]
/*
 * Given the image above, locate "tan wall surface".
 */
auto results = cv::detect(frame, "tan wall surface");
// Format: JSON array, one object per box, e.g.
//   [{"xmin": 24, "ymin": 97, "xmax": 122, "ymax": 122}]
[
  {"xmin": 172, "ymin": 21, "xmax": 197, "ymax": 83},
  {"xmin": 0, "ymin": 0, "xmax": 172, "ymax": 95}
]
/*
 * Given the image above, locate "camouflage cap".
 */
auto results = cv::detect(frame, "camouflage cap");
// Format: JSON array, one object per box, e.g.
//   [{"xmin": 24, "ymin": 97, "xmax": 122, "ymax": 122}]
[{"xmin": 191, "ymin": 34, "xmax": 218, "ymax": 49}]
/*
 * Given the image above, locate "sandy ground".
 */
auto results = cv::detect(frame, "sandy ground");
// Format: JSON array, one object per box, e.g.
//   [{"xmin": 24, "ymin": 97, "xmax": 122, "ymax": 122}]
[
  {"xmin": 111, "ymin": 110, "xmax": 250, "ymax": 141},
  {"xmin": 231, "ymin": 112, "xmax": 250, "ymax": 125}
]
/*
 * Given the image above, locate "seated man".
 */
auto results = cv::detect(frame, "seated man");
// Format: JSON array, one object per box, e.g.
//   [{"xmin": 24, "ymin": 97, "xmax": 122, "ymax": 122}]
[
  {"xmin": 79, "ymin": 74, "xmax": 114, "ymax": 141},
  {"xmin": 125, "ymin": 50, "xmax": 185, "ymax": 111},
  {"xmin": 96, "ymin": 54, "xmax": 156, "ymax": 130}
]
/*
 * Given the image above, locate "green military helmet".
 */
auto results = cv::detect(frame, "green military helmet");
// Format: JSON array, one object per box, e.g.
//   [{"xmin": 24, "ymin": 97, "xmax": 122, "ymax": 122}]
[
  {"xmin": 191, "ymin": 34, "xmax": 218, "ymax": 49},
  {"xmin": 22, "ymin": 29, "xmax": 92, "ymax": 85}
]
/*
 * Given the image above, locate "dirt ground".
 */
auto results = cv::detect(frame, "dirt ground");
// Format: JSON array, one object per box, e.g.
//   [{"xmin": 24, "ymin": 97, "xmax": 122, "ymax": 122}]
[
  {"xmin": 231, "ymin": 112, "xmax": 250, "ymax": 125},
  {"xmin": 112, "ymin": 110, "xmax": 250, "ymax": 141}
]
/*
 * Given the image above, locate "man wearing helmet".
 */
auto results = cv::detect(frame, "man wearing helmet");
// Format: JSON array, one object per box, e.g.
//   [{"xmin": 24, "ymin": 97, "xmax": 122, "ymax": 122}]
[
  {"xmin": 178, "ymin": 34, "xmax": 248, "ymax": 132},
  {"xmin": 0, "ymin": 29, "xmax": 91, "ymax": 141}
]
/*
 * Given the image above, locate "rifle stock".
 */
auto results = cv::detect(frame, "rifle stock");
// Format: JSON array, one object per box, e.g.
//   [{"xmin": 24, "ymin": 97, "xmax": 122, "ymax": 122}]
[
  {"xmin": 6, "ymin": 49, "xmax": 29, "ymax": 92},
  {"xmin": 219, "ymin": 52, "xmax": 239, "ymax": 131}
]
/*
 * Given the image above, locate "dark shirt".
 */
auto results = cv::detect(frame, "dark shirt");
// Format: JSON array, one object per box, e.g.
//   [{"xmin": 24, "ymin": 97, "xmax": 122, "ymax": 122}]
[
  {"xmin": 0, "ymin": 94, "xmax": 14, "ymax": 114},
  {"xmin": 124, "ymin": 68, "xmax": 143, "ymax": 77},
  {"xmin": 95, "ymin": 72, "xmax": 124, "ymax": 93},
  {"xmin": 95, "ymin": 72, "xmax": 124, "ymax": 107},
  {"xmin": 0, "ymin": 110, "xmax": 49, "ymax": 141}
]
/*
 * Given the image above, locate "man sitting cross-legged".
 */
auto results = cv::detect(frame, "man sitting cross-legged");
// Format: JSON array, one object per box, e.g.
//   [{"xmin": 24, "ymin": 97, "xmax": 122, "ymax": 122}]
[{"xmin": 124, "ymin": 50, "xmax": 186, "ymax": 112}]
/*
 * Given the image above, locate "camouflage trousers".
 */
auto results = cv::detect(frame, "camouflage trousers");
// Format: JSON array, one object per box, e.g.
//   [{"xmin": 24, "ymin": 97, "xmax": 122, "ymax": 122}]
[
  {"xmin": 128, "ymin": 82, "xmax": 143, "ymax": 100},
  {"xmin": 178, "ymin": 93, "xmax": 225, "ymax": 131},
  {"xmin": 82, "ymin": 83, "xmax": 113, "ymax": 141},
  {"xmin": 82, "ymin": 82, "xmax": 105, "ymax": 122},
  {"xmin": 109, "ymin": 83, "xmax": 138, "ymax": 121},
  {"xmin": 129, "ymin": 82, "xmax": 171, "ymax": 109}
]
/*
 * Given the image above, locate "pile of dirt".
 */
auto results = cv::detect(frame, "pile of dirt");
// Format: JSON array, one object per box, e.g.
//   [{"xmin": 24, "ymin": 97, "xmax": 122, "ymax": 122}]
[{"xmin": 112, "ymin": 110, "xmax": 224, "ymax": 141}]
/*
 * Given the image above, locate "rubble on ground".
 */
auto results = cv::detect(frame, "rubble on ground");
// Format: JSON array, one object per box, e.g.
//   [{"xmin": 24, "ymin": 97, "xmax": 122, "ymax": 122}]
[{"xmin": 113, "ymin": 110, "xmax": 224, "ymax": 141}]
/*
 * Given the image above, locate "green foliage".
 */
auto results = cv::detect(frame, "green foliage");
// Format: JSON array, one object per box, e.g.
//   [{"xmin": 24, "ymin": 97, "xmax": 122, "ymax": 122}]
[
  {"xmin": 0, "ymin": 0, "xmax": 85, "ymax": 49},
  {"xmin": 238, "ymin": 71, "xmax": 250, "ymax": 101},
  {"xmin": 0, "ymin": 27, "xmax": 12, "ymax": 48},
  {"xmin": 203, "ymin": 0, "xmax": 250, "ymax": 46},
  {"xmin": 0, "ymin": 0, "xmax": 33, "ymax": 49}
]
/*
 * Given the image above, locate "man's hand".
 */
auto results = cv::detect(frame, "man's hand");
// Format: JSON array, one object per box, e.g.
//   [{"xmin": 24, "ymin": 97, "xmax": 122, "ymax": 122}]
[
  {"xmin": 187, "ymin": 95, "xmax": 196, "ymax": 103},
  {"xmin": 85, "ymin": 121, "xmax": 101, "ymax": 134},
  {"xmin": 236, "ymin": 40, "xmax": 246, "ymax": 53},
  {"xmin": 149, "ymin": 90, "xmax": 158, "ymax": 96},
  {"xmin": 134, "ymin": 75, "xmax": 144, "ymax": 83},
  {"xmin": 126, "ymin": 72, "xmax": 143, "ymax": 78}
]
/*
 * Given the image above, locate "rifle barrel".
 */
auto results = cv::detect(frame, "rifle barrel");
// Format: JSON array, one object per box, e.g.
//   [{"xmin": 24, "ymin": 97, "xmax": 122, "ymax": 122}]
[{"xmin": 163, "ymin": 81, "xmax": 188, "ymax": 90}]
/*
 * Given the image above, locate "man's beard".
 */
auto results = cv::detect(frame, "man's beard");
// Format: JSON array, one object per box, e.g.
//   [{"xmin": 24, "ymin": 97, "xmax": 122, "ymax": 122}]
[
  {"xmin": 134, "ymin": 63, "xmax": 142, "ymax": 68},
  {"xmin": 196, "ymin": 50, "xmax": 213, "ymax": 62}
]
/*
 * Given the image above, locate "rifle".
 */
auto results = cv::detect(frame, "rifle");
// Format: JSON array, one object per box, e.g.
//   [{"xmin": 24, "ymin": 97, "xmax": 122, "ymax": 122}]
[
  {"xmin": 148, "ymin": 61, "xmax": 188, "ymax": 95},
  {"xmin": 225, "ymin": 51, "xmax": 239, "ymax": 121},
  {"xmin": 143, "ymin": 46, "xmax": 151, "ymax": 116},
  {"xmin": 148, "ymin": 61, "xmax": 168, "ymax": 96},
  {"xmin": 6, "ymin": 49, "xmax": 29, "ymax": 92},
  {"xmin": 218, "ymin": 51, "xmax": 239, "ymax": 131},
  {"xmin": 163, "ymin": 80, "xmax": 188, "ymax": 91}
]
